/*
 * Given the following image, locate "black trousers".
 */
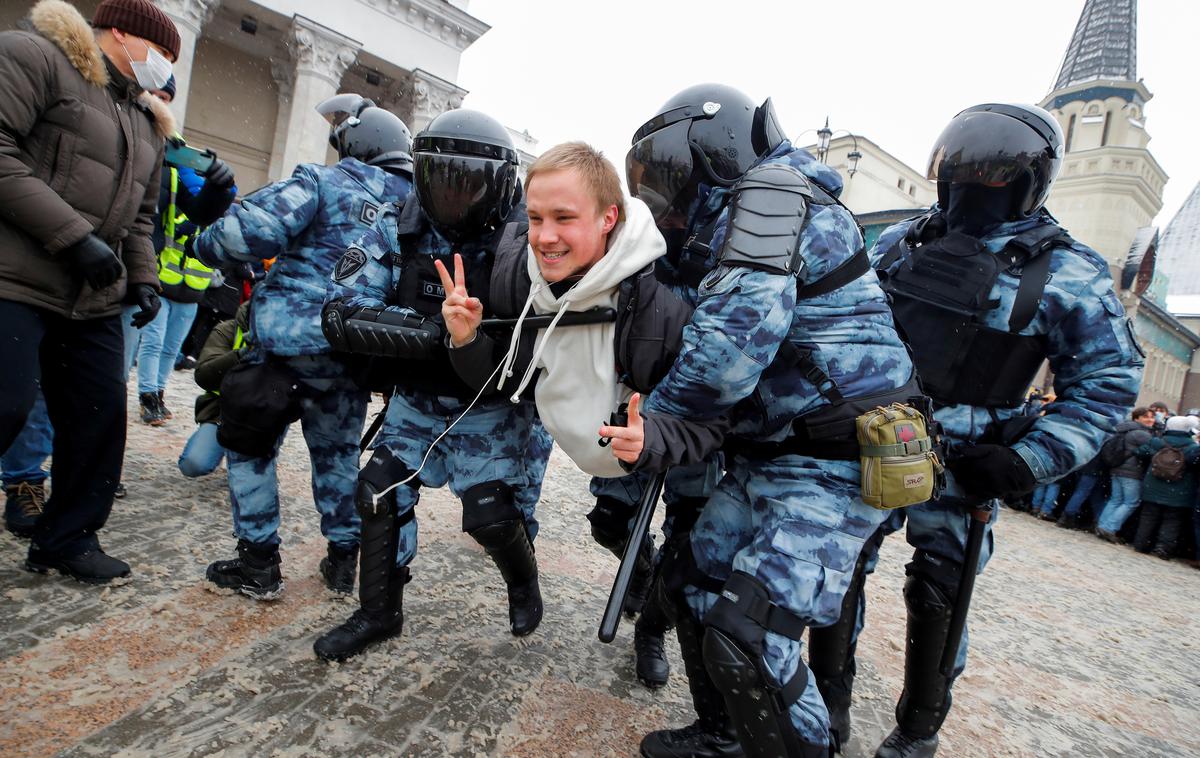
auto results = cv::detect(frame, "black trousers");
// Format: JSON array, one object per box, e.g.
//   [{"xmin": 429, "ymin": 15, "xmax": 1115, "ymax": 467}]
[
  {"xmin": 0, "ymin": 299, "xmax": 126, "ymax": 555},
  {"xmin": 1133, "ymin": 501, "xmax": 1188, "ymax": 557}
]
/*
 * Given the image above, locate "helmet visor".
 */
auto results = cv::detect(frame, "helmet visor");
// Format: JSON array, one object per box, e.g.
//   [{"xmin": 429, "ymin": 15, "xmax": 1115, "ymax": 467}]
[
  {"xmin": 926, "ymin": 110, "xmax": 1059, "ymax": 187},
  {"xmin": 316, "ymin": 93, "xmax": 370, "ymax": 127},
  {"xmin": 626, "ymin": 120, "xmax": 696, "ymax": 225},
  {"xmin": 415, "ymin": 153, "xmax": 511, "ymax": 242}
]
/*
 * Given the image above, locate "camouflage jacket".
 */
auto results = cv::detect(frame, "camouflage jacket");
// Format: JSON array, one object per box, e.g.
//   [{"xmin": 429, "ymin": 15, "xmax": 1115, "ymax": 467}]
[
  {"xmin": 870, "ymin": 211, "xmax": 1144, "ymax": 485},
  {"xmin": 195, "ymin": 157, "xmax": 411, "ymax": 356},
  {"xmin": 639, "ymin": 142, "xmax": 914, "ymax": 462}
]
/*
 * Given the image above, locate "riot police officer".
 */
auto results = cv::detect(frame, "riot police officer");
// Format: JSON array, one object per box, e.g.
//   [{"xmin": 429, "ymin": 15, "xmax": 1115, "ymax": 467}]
[
  {"xmin": 606, "ymin": 83, "xmax": 921, "ymax": 758},
  {"xmin": 313, "ymin": 109, "xmax": 552, "ymax": 661},
  {"xmin": 809, "ymin": 103, "xmax": 1143, "ymax": 757},
  {"xmin": 194, "ymin": 95, "xmax": 414, "ymax": 600}
]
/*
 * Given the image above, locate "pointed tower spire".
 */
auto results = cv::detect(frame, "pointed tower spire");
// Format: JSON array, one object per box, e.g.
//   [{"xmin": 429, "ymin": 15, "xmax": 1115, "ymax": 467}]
[
  {"xmin": 1039, "ymin": 0, "xmax": 1165, "ymax": 279},
  {"xmin": 1053, "ymin": 0, "xmax": 1138, "ymax": 91}
]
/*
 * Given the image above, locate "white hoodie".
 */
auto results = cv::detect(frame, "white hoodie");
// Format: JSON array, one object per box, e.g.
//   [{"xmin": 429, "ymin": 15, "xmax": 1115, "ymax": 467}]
[{"xmin": 499, "ymin": 197, "xmax": 666, "ymax": 477}]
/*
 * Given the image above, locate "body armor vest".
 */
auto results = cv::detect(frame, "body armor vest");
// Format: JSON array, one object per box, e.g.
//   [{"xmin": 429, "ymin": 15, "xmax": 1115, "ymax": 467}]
[
  {"xmin": 387, "ymin": 221, "xmax": 507, "ymax": 398},
  {"xmin": 877, "ymin": 216, "xmax": 1070, "ymax": 408}
]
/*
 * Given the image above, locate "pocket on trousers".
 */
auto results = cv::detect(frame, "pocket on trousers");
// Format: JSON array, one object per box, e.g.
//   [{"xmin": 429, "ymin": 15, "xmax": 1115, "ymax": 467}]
[{"xmin": 765, "ymin": 497, "xmax": 858, "ymax": 576}]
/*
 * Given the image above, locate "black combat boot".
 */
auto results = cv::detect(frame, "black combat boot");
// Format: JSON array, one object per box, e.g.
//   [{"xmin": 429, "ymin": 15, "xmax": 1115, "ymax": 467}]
[
  {"xmin": 314, "ymin": 484, "xmax": 408, "ymax": 661},
  {"xmin": 206, "ymin": 539, "xmax": 283, "ymax": 600},
  {"xmin": 314, "ymin": 565, "xmax": 409, "ymax": 662},
  {"xmin": 320, "ymin": 542, "xmax": 359, "ymax": 593},
  {"xmin": 633, "ymin": 572, "xmax": 674, "ymax": 688},
  {"xmin": 640, "ymin": 609, "xmax": 742, "ymax": 758},
  {"xmin": 634, "ymin": 614, "xmax": 670, "ymax": 688},
  {"xmin": 471, "ymin": 519, "xmax": 543, "ymax": 636},
  {"xmin": 874, "ymin": 728, "xmax": 938, "ymax": 758},
  {"xmin": 876, "ymin": 554, "xmax": 959, "ymax": 758}
]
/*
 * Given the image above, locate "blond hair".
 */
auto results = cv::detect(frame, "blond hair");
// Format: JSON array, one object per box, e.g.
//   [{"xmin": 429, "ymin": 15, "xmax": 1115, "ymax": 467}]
[{"xmin": 525, "ymin": 142, "xmax": 625, "ymax": 223}]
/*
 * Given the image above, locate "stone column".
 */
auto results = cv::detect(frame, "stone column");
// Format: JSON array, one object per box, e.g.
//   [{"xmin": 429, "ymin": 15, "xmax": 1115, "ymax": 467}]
[
  {"xmin": 408, "ymin": 69, "xmax": 467, "ymax": 134},
  {"xmin": 156, "ymin": 0, "xmax": 221, "ymax": 128},
  {"xmin": 273, "ymin": 16, "xmax": 361, "ymax": 178},
  {"xmin": 266, "ymin": 58, "xmax": 295, "ymax": 182}
]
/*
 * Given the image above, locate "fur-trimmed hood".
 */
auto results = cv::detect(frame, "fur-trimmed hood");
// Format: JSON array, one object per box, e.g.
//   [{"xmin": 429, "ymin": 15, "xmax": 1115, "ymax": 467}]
[{"xmin": 28, "ymin": 0, "xmax": 177, "ymax": 139}]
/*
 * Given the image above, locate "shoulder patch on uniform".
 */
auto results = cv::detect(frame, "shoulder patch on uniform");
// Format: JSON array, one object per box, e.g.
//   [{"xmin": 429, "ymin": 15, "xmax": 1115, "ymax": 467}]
[
  {"xmin": 334, "ymin": 246, "xmax": 368, "ymax": 281},
  {"xmin": 360, "ymin": 201, "xmax": 381, "ymax": 226}
]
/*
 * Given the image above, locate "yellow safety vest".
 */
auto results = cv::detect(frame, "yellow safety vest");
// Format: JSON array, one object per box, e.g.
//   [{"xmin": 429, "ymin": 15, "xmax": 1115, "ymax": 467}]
[{"xmin": 159, "ymin": 167, "xmax": 215, "ymax": 292}]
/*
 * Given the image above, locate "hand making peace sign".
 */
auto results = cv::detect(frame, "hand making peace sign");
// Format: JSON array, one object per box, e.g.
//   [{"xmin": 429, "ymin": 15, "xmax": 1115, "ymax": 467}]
[{"xmin": 434, "ymin": 253, "xmax": 483, "ymax": 348}]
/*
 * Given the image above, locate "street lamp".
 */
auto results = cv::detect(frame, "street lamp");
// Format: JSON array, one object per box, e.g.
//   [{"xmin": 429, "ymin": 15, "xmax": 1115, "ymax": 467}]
[{"xmin": 800, "ymin": 116, "xmax": 862, "ymax": 177}]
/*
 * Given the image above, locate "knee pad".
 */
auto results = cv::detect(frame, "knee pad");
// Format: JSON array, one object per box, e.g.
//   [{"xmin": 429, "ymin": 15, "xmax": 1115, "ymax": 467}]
[
  {"xmin": 356, "ymin": 450, "xmax": 418, "ymax": 519},
  {"xmin": 461, "ymin": 481, "xmax": 521, "ymax": 536},
  {"xmin": 702, "ymin": 572, "xmax": 826, "ymax": 758},
  {"xmin": 462, "ymin": 481, "xmax": 536, "ymax": 586},
  {"xmin": 586, "ymin": 495, "xmax": 636, "ymax": 556},
  {"xmin": 903, "ymin": 550, "xmax": 959, "ymax": 623}
]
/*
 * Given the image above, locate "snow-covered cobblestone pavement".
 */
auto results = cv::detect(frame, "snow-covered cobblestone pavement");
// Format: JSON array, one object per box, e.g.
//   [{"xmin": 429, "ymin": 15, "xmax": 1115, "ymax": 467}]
[{"xmin": 1, "ymin": 380, "xmax": 1197, "ymax": 757}]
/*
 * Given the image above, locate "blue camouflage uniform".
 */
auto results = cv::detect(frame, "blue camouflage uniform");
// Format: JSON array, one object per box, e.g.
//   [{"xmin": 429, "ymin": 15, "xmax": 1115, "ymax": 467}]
[
  {"xmin": 841, "ymin": 211, "xmax": 1143, "ymax": 678},
  {"xmin": 326, "ymin": 201, "xmax": 550, "ymax": 568},
  {"xmin": 195, "ymin": 158, "xmax": 412, "ymax": 549},
  {"xmin": 642, "ymin": 142, "xmax": 915, "ymax": 749}
]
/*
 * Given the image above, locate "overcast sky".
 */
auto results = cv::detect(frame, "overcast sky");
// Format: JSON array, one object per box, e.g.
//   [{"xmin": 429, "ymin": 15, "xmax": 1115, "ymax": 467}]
[{"xmin": 458, "ymin": 0, "xmax": 1198, "ymax": 228}]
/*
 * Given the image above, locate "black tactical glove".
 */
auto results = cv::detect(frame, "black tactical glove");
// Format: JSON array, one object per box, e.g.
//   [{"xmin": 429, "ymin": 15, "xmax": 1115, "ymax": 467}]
[
  {"xmin": 203, "ymin": 158, "xmax": 235, "ymax": 191},
  {"xmin": 127, "ymin": 283, "xmax": 161, "ymax": 329},
  {"xmin": 946, "ymin": 444, "xmax": 1037, "ymax": 502},
  {"xmin": 63, "ymin": 234, "xmax": 122, "ymax": 290}
]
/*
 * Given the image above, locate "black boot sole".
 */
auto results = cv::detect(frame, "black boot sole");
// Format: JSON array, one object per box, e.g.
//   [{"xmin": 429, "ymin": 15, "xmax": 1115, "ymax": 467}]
[
  {"xmin": 25, "ymin": 558, "xmax": 131, "ymax": 586},
  {"xmin": 205, "ymin": 570, "xmax": 284, "ymax": 601},
  {"xmin": 313, "ymin": 624, "xmax": 403, "ymax": 662}
]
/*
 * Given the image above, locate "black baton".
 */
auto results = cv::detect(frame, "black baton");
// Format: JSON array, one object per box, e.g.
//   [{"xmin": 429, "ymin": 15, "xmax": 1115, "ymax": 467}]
[
  {"xmin": 359, "ymin": 396, "xmax": 391, "ymax": 453},
  {"xmin": 599, "ymin": 470, "xmax": 667, "ymax": 643},
  {"xmin": 940, "ymin": 501, "xmax": 992, "ymax": 676},
  {"xmin": 480, "ymin": 307, "xmax": 616, "ymax": 331}
]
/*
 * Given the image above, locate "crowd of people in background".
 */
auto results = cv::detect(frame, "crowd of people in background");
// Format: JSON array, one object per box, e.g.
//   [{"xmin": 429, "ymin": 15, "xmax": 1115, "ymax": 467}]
[{"xmin": 1023, "ymin": 397, "xmax": 1200, "ymax": 567}]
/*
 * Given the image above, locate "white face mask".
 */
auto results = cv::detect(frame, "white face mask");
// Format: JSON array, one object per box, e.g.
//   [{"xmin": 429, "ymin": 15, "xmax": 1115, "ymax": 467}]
[{"xmin": 123, "ymin": 42, "xmax": 173, "ymax": 90}]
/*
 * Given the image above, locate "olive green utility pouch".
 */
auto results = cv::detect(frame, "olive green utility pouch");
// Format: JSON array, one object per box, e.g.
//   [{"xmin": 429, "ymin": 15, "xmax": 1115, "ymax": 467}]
[{"xmin": 857, "ymin": 403, "xmax": 942, "ymax": 510}]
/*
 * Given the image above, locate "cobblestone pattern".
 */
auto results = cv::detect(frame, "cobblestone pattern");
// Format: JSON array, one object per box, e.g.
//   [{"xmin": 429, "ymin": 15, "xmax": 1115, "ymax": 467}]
[{"xmin": 0, "ymin": 380, "xmax": 1197, "ymax": 757}]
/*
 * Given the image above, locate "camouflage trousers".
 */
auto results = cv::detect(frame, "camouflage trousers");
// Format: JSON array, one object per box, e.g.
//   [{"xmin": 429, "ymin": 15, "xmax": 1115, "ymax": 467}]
[
  {"xmin": 370, "ymin": 388, "xmax": 549, "ymax": 567},
  {"xmin": 226, "ymin": 355, "xmax": 368, "ymax": 549},
  {"xmin": 684, "ymin": 454, "xmax": 889, "ymax": 747}
]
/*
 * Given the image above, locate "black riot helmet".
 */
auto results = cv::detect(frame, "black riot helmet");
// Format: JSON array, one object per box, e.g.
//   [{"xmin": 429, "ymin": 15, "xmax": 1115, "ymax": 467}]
[
  {"xmin": 927, "ymin": 103, "xmax": 1065, "ymax": 226},
  {"xmin": 626, "ymin": 83, "xmax": 786, "ymax": 227},
  {"xmin": 412, "ymin": 109, "xmax": 520, "ymax": 243},
  {"xmin": 317, "ymin": 93, "xmax": 414, "ymax": 176}
]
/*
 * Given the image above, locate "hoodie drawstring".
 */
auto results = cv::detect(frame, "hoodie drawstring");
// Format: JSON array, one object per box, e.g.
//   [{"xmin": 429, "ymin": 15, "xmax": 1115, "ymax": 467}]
[
  {"xmin": 497, "ymin": 280, "xmax": 546, "ymax": 392},
  {"xmin": 508, "ymin": 297, "xmax": 572, "ymax": 403}
]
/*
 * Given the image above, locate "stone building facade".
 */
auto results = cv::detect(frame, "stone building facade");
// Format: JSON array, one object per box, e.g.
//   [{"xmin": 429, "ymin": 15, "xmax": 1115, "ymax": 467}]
[{"xmin": 1, "ymin": 0, "xmax": 492, "ymax": 193}]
